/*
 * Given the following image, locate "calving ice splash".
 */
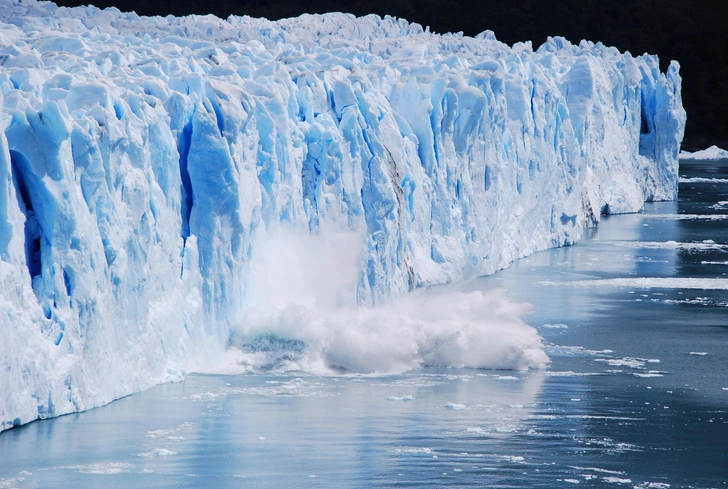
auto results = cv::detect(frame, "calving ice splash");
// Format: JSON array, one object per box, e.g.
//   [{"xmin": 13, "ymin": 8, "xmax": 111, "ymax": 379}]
[
  {"xmin": 0, "ymin": 0, "xmax": 684, "ymax": 430},
  {"xmin": 229, "ymin": 230, "xmax": 545, "ymax": 375}
]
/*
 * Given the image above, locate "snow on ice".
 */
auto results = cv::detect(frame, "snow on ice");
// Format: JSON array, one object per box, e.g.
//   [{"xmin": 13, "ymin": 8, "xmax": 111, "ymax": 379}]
[{"xmin": 0, "ymin": 0, "xmax": 684, "ymax": 430}]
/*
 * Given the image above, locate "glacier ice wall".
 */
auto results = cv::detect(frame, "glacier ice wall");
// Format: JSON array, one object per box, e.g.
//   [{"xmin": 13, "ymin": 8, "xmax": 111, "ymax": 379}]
[{"xmin": 0, "ymin": 0, "xmax": 684, "ymax": 431}]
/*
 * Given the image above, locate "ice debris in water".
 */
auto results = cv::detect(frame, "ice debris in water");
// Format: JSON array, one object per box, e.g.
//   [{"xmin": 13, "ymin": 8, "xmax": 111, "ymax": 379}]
[
  {"xmin": 0, "ymin": 0, "xmax": 685, "ymax": 431},
  {"xmin": 61, "ymin": 462, "xmax": 135, "ymax": 475},
  {"xmin": 138, "ymin": 448, "xmax": 177, "ymax": 458},
  {"xmin": 679, "ymin": 145, "xmax": 728, "ymax": 160}
]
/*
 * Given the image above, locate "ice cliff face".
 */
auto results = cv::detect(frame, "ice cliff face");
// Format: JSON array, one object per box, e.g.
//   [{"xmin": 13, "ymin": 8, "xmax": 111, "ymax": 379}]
[{"xmin": 0, "ymin": 0, "xmax": 685, "ymax": 431}]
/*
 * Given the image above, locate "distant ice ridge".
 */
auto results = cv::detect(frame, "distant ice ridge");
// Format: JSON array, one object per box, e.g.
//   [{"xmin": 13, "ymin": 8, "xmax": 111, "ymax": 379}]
[{"xmin": 0, "ymin": 0, "xmax": 684, "ymax": 431}]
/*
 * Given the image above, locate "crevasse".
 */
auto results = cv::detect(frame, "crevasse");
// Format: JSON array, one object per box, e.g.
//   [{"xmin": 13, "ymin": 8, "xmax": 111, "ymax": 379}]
[{"xmin": 0, "ymin": 1, "xmax": 684, "ymax": 431}]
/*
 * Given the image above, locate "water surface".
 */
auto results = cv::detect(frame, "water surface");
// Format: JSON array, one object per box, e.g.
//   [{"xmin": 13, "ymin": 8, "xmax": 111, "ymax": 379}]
[{"xmin": 1, "ymin": 160, "xmax": 727, "ymax": 488}]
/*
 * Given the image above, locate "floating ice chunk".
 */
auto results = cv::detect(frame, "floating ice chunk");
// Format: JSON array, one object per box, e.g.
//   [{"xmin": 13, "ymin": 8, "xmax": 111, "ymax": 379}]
[
  {"xmin": 595, "ymin": 358, "xmax": 646, "ymax": 369},
  {"xmin": 445, "ymin": 402, "xmax": 467, "ymax": 410},
  {"xmin": 61, "ymin": 462, "xmax": 135, "ymax": 474},
  {"xmin": 388, "ymin": 447, "xmax": 433, "ymax": 454},
  {"xmin": 679, "ymin": 177, "xmax": 728, "ymax": 183},
  {"xmin": 553, "ymin": 278, "xmax": 728, "ymax": 290},
  {"xmin": 0, "ymin": 476, "xmax": 27, "ymax": 487},
  {"xmin": 570, "ymin": 466, "xmax": 627, "ymax": 476},
  {"xmin": 138, "ymin": 448, "xmax": 177, "ymax": 458},
  {"xmin": 689, "ymin": 352, "xmax": 708, "ymax": 356},
  {"xmin": 679, "ymin": 145, "xmax": 728, "ymax": 160},
  {"xmin": 644, "ymin": 214, "xmax": 728, "ymax": 221},
  {"xmin": 387, "ymin": 395, "xmax": 415, "ymax": 401},
  {"xmin": 602, "ymin": 476, "xmax": 632, "ymax": 484},
  {"xmin": 145, "ymin": 422, "xmax": 193, "ymax": 439},
  {"xmin": 603, "ymin": 241, "xmax": 728, "ymax": 251},
  {"xmin": 542, "ymin": 371, "xmax": 602, "ymax": 377},
  {"xmin": 502, "ymin": 455, "xmax": 526, "ymax": 463}
]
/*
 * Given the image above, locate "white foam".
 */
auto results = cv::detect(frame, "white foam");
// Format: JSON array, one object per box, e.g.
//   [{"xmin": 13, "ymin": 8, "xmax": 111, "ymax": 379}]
[
  {"xmin": 542, "ymin": 323, "xmax": 569, "ymax": 329},
  {"xmin": 183, "ymin": 378, "xmax": 334, "ymax": 400},
  {"xmin": 225, "ymin": 240, "xmax": 548, "ymax": 374}
]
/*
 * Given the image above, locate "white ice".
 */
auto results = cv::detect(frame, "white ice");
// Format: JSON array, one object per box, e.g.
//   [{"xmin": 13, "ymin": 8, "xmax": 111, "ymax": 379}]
[
  {"xmin": 0, "ymin": 1, "xmax": 685, "ymax": 430},
  {"xmin": 679, "ymin": 145, "xmax": 728, "ymax": 160}
]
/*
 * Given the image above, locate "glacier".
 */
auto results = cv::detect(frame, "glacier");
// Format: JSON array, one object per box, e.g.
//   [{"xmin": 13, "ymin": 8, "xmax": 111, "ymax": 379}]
[{"xmin": 0, "ymin": 0, "xmax": 685, "ymax": 431}]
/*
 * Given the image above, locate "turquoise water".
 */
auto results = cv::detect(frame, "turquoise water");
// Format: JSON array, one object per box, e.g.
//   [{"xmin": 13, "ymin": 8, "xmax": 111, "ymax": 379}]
[{"xmin": 1, "ymin": 160, "xmax": 727, "ymax": 488}]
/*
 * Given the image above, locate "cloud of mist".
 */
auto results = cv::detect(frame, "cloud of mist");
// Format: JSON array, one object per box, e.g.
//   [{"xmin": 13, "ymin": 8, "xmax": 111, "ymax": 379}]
[{"xmin": 225, "ymin": 229, "xmax": 549, "ymax": 375}]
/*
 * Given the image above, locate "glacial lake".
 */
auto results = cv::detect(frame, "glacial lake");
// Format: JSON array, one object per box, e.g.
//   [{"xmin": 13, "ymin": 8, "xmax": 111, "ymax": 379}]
[{"xmin": 1, "ymin": 159, "xmax": 727, "ymax": 488}]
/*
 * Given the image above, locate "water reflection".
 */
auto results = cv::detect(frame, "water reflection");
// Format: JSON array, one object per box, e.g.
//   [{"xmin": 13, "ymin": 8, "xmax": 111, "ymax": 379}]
[{"xmin": 1, "ymin": 369, "xmax": 548, "ymax": 488}]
